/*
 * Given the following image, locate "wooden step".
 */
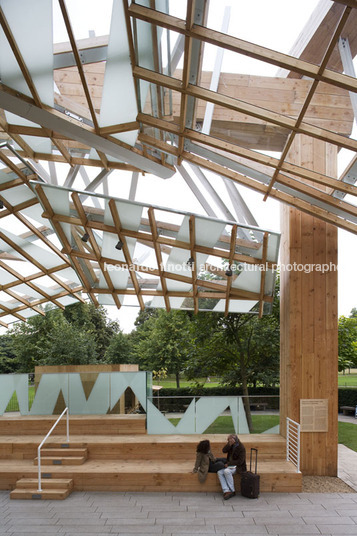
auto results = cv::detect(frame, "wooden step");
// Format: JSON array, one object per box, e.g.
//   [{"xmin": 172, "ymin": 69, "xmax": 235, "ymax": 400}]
[
  {"xmin": 10, "ymin": 488, "xmax": 71, "ymax": 500},
  {"xmin": 40, "ymin": 447, "xmax": 88, "ymax": 457},
  {"xmin": 34, "ymin": 456, "xmax": 87, "ymax": 465},
  {"xmin": 0, "ymin": 415, "xmax": 147, "ymax": 436},
  {"xmin": 14, "ymin": 477, "xmax": 73, "ymax": 490},
  {"xmin": 10, "ymin": 477, "xmax": 73, "ymax": 500}
]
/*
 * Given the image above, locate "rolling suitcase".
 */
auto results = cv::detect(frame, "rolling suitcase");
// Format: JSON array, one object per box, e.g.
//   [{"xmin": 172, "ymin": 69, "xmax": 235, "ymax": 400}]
[{"xmin": 241, "ymin": 448, "xmax": 260, "ymax": 498}]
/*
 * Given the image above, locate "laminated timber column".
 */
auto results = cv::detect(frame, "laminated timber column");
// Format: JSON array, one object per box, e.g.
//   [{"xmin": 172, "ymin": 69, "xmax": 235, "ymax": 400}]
[{"xmin": 280, "ymin": 135, "xmax": 338, "ymax": 476}]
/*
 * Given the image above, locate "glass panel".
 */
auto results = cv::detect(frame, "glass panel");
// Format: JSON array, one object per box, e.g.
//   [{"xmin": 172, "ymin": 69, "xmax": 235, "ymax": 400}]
[
  {"xmin": 0, "ymin": 0, "xmax": 53, "ymax": 105},
  {"xmin": 68, "ymin": 372, "xmax": 110, "ymax": 414},
  {"xmin": 99, "ymin": 0, "xmax": 138, "ymax": 146},
  {"xmin": 30, "ymin": 373, "xmax": 69, "ymax": 415},
  {"xmin": 0, "ymin": 373, "xmax": 29, "ymax": 415}
]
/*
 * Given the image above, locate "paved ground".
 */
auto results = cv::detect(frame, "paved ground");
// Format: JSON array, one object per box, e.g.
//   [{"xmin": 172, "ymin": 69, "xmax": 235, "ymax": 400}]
[
  {"xmin": 1, "ymin": 488, "xmax": 357, "ymax": 536},
  {"xmin": 0, "ymin": 443, "xmax": 355, "ymax": 536},
  {"xmin": 0, "ymin": 415, "xmax": 355, "ymax": 535}
]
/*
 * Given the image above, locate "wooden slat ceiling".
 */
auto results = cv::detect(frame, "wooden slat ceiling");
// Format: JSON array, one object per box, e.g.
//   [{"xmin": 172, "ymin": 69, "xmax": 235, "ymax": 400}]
[{"xmin": 0, "ymin": 0, "xmax": 356, "ymax": 324}]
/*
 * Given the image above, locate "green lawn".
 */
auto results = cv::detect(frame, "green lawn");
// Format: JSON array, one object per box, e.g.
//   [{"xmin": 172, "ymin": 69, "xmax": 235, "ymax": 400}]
[
  {"xmin": 169, "ymin": 416, "xmax": 357, "ymax": 452},
  {"xmin": 338, "ymin": 374, "xmax": 357, "ymax": 387},
  {"xmin": 169, "ymin": 414, "xmax": 280, "ymax": 434},
  {"xmin": 155, "ymin": 378, "xmax": 220, "ymax": 388},
  {"xmin": 6, "ymin": 385, "xmax": 35, "ymax": 412},
  {"xmin": 338, "ymin": 422, "xmax": 357, "ymax": 452}
]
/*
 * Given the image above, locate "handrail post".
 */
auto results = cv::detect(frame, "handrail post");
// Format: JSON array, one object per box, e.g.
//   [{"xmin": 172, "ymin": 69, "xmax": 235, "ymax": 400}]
[
  {"xmin": 38, "ymin": 446, "xmax": 42, "ymax": 492},
  {"xmin": 37, "ymin": 407, "xmax": 69, "ymax": 493},
  {"xmin": 66, "ymin": 409, "xmax": 69, "ymax": 443}
]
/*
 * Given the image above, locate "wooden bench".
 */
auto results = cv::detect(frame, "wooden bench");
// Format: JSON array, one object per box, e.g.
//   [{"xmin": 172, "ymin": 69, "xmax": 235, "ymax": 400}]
[
  {"xmin": 250, "ymin": 403, "xmax": 268, "ymax": 411},
  {"xmin": 340, "ymin": 406, "xmax": 356, "ymax": 416}
]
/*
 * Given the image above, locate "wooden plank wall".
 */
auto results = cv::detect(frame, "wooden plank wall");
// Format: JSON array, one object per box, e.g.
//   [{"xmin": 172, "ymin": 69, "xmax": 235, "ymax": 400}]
[{"xmin": 280, "ymin": 135, "xmax": 338, "ymax": 476}]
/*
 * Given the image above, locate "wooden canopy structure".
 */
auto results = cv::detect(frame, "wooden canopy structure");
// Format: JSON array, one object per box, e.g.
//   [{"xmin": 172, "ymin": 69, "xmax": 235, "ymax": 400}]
[{"xmin": 0, "ymin": 0, "xmax": 356, "ymax": 475}]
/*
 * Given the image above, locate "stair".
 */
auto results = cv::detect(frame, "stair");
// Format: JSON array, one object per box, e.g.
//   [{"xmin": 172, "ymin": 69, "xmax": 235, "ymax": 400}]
[
  {"xmin": 10, "ymin": 477, "xmax": 73, "ymax": 500},
  {"xmin": 34, "ymin": 446, "xmax": 88, "ymax": 466}
]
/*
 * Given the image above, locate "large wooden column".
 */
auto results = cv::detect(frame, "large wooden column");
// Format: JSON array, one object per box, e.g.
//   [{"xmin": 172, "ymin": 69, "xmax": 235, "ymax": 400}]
[{"xmin": 280, "ymin": 135, "xmax": 338, "ymax": 476}]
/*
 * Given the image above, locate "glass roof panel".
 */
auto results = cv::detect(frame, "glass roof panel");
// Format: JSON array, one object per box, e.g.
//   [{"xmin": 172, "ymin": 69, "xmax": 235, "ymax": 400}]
[{"xmin": 98, "ymin": 0, "xmax": 138, "ymax": 147}]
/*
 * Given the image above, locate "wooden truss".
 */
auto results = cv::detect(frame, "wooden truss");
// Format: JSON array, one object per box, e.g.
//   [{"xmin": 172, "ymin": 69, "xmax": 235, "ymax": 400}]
[{"xmin": 0, "ymin": 0, "xmax": 356, "ymax": 324}]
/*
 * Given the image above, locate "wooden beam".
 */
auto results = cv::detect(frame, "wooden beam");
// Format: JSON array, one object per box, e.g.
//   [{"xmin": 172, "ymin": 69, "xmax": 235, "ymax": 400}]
[
  {"xmin": 109, "ymin": 199, "xmax": 146, "ymax": 310},
  {"xmin": 189, "ymin": 214, "xmax": 198, "ymax": 314},
  {"xmin": 133, "ymin": 66, "xmax": 357, "ymax": 153},
  {"xmin": 147, "ymin": 207, "xmax": 170, "ymax": 312},
  {"xmin": 128, "ymin": 3, "xmax": 357, "ymax": 93}
]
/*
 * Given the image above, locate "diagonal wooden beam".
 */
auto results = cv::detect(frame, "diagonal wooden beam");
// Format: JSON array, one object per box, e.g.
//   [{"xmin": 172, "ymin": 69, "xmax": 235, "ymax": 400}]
[
  {"xmin": 147, "ymin": 207, "xmax": 170, "ymax": 312},
  {"xmin": 258, "ymin": 233, "xmax": 269, "ymax": 318},
  {"xmin": 134, "ymin": 66, "xmax": 357, "ymax": 153},
  {"xmin": 128, "ymin": 3, "xmax": 357, "ymax": 93},
  {"xmin": 264, "ymin": 5, "xmax": 352, "ymax": 200},
  {"xmin": 188, "ymin": 214, "xmax": 198, "ymax": 314},
  {"xmin": 224, "ymin": 225, "xmax": 237, "ymax": 317},
  {"xmin": 35, "ymin": 184, "xmax": 99, "ymax": 306},
  {"xmin": 72, "ymin": 192, "xmax": 121, "ymax": 309},
  {"xmin": 109, "ymin": 199, "xmax": 145, "ymax": 310}
]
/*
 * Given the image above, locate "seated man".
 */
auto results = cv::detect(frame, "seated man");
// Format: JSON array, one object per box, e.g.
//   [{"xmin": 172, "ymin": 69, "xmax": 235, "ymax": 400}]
[{"xmin": 217, "ymin": 434, "xmax": 247, "ymax": 500}]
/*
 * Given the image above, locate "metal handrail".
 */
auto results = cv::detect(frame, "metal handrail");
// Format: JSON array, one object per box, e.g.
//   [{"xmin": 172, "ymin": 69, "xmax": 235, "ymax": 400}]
[
  {"xmin": 286, "ymin": 417, "xmax": 301, "ymax": 473},
  {"xmin": 37, "ymin": 407, "xmax": 69, "ymax": 492}
]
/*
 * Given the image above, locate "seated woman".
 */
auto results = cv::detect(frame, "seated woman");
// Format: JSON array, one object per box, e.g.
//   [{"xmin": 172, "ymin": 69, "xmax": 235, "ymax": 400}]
[{"xmin": 192, "ymin": 439, "xmax": 225, "ymax": 483}]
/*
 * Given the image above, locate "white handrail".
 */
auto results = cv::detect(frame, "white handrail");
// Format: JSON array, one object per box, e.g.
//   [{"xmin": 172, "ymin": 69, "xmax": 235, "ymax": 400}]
[
  {"xmin": 286, "ymin": 417, "xmax": 301, "ymax": 473},
  {"xmin": 37, "ymin": 407, "xmax": 69, "ymax": 492}
]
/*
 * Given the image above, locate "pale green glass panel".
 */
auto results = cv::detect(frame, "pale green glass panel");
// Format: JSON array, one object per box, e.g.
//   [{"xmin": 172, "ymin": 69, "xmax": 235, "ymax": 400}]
[
  {"xmin": 110, "ymin": 373, "xmax": 128, "ymax": 410},
  {"xmin": 195, "ymin": 217, "xmax": 226, "ymax": 248},
  {"xmin": 0, "ymin": 374, "xmax": 28, "ymax": 415},
  {"xmin": 238, "ymin": 397, "xmax": 249, "ymax": 434},
  {"xmin": 267, "ymin": 234, "xmax": 280, "ymax": 263},
  {"xmin": 99, "ymin": 0, "xmax": 138, "ymax": 146},
  {"xmin": 0, "ymin": 228, "xmax": 61, "ymax": 270},
  {"xmin": 232, "ymin": 268, "xmax": 261, "ymax": 293},
  {"xmin": 0, "ymin": 185, "xmax": 36, "ymax": 205},
  {"xmin": 0, "ymin": 269, "xmax": 17, "ymax": 285},
  {"xmin": 68, "ymin": 373, "xmax": 110, "ymax": 414},
  {"xmin": 30, "ymin": 373, "xmax": 69, "ymax": 415},
  {"xmin": 0, "ymin": 0, "xmax": 53, "ymax": 104},
  {"xmin": 128, "ymin": 372, "xmax": 149, "ymax": 411},
  {"xmin": 195, "ymin": 396, "xmax": 235, "ymax": 434},
  {"xmin": 174, "ymin": 399, "xmax": 196, "ymax": 433},
  {"xmin": 212, "ymin": 300, "xmax": 258, "ymax": 313},
  {"xmin": 38, "ymin": 185, "xmax": 71, "ymax": 243},
  {"xmin": 146, "ymin": 400, "xmax": 177, "ymax": 434}
]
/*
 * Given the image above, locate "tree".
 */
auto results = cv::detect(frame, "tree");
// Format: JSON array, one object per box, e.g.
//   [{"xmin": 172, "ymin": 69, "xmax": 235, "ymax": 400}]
[
  {"xmin": 105, "ymin": 330, "xmax": 132, "ymax": 364},
  {"xmin": 133, "ymin": 309, "xmax": 194, "ymax": 387},
  {"xmin": 0, "ymin": 334, "xmax": 18, "ymax": 373},
  {"xmin": 64, "ymin": 302, "xmax": 119, "ymax": 360},
  {"xmin": 338, "ymin": 314, "xmax": 357, "ymax": 371},
  {"xmin": 10, "ymin": 306, "xmax": 98, "ymax": 370}
]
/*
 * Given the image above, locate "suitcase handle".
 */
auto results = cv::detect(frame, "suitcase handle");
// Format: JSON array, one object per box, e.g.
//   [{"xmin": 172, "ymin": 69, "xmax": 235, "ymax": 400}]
[{"xmin": 250, "ymin": 448, "xmax": 258, "ymax": 474}]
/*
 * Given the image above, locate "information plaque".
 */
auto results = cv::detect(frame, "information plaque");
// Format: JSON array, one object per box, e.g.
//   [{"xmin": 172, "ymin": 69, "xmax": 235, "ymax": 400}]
[{"xmin": 300, "ymin": 399, "xmax": 328, "ymax": 432}]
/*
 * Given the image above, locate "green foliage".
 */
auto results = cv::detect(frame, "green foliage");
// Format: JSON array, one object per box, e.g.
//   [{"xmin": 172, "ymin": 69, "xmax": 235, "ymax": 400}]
[
  {"xmin": 133, "ymin": 309, "xmax": 194, "ymax": 387},
  {"xmin": 338, "ymin": 315, "xmax": 357, "ymax": 370},
  {"xmin": 104, "ymin": 330, "xmax": 132, "ymax": 364},
  {"xmin": 8, "ymin": 302, "xmax": 129, "ymax": 371},
  {"xmin": 0, "ymin": 335, "xmax": 18, "ymax": 373},
  {"xmin": 338, "ymin": 388, "xmax": 357, "ymax": 408},
  {"xmin": 64, "ymin": 303, "xmax": 119, "ymax": 361}
]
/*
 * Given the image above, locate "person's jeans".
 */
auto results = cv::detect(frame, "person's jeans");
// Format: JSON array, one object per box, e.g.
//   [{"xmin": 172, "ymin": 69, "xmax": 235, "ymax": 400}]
[{"xmin": 217, "ymin": 466, "xmax": 237, "ymax": 493}]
